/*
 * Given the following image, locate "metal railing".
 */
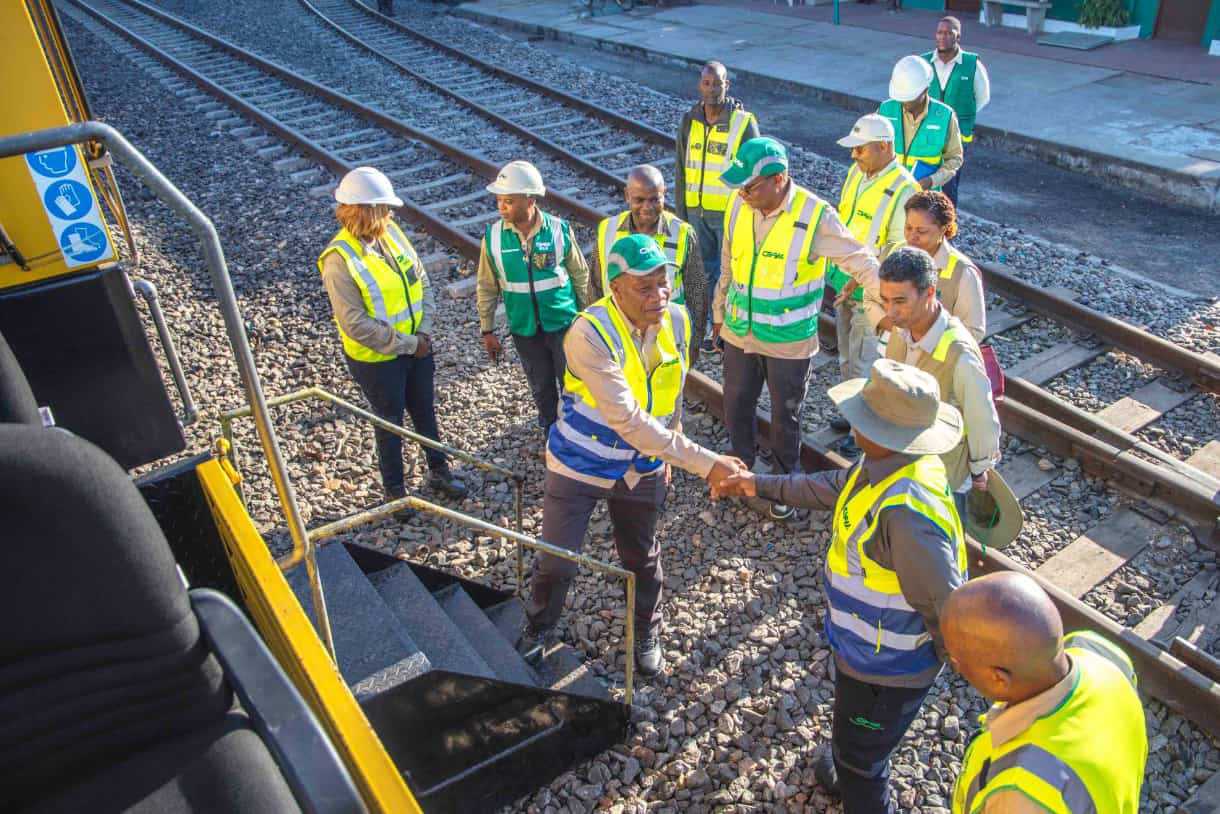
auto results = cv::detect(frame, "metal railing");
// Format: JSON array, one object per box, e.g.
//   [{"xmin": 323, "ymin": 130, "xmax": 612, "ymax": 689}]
[{"xmin": 220, "ymin": 386, "xmax": 639, "ymax": 704}]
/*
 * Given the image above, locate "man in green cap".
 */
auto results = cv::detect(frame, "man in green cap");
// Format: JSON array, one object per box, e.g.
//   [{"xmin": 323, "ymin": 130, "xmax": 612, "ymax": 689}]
[
  {"xmin": 713, "ymin": 136, "xmax": 883, "ymax": 520},
  {"xmin": 524, "ymin": 233, "xmax": 746, "ymax": 677}
]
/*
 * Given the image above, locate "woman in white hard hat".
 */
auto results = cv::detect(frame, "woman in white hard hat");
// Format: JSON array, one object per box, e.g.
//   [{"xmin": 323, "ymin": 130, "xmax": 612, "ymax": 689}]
[
  {"xmin": 878, "ymin": 55, "xmax": 963, "ymax": 194},
  {"xmin": 476, "ymin": 160, "xmax": 592, "ymax": 442},
  {"xmin": 318, "ymin": 166, "xmax": 467, "ymax": 503}
]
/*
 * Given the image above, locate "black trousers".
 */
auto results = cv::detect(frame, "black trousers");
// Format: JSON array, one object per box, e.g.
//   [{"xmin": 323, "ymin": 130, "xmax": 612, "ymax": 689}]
[
  {"xmin": 527, "ymin": 470, "xmax": 666, "ymax": 635},
  {"xmin": 942, "ymin": 167, "xmax": 961, "ymax": 209},
  {"xmin": 512, "ymin": 329, "xmax": 568, "ymax": 430},
  {"xmin": 722, "ymin": 342, "xmax": 812, "ymax": 476},
  {"xmin": 346, "ymin": 353, "xmax": 445, "ymax": 494},
  {"xmin": 832, "ymin": 669, "xmax": 934, "ymax": 814}
]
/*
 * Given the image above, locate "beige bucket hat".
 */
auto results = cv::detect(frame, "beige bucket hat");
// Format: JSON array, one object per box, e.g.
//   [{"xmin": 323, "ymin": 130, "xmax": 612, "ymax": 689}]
[
  {"xmin": 829, "ymin": 359, "xmax": 963, "ymax": 455},
  {"xmin": 964, "ymin": 470, "xmax": 1024, "ymax": 550}
]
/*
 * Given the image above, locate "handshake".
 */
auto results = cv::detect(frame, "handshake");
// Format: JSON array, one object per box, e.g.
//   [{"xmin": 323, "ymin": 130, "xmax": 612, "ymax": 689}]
[{"xmin": 705, "ymin": 455, "xmax": 759, "ymax": 500}]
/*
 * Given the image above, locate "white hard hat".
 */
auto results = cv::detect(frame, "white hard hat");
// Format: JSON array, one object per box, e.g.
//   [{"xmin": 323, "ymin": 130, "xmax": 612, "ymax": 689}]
[
  {"xmin": 335, "ymin": 166, "xmax": 403, "ymax": 207},
  {"xmin": 485, "ymin": 160, "xmax": 545, "ymax": 196},
  {"xmin": 889, "ymin": 55, "xmax": 934, "ymax": 103},
  {"xmin": 837, "ymin": 113, "xmax": 895, "ymax": 148}
]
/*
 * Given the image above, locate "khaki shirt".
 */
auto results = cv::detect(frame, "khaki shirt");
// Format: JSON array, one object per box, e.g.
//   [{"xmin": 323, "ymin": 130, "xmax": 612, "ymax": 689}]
[
  {"xmin": 902, "ymin": 101, "xmax": 964, "ymax": 189},
  {"xmin": 320, "ymin": 232, "xmax": 435, "ymax": 358},
  {"xmin": 713, "ymin": 182, "xmax": 882, "ymax": 359},
  {"xmin": 545, "ymin": 296, "xmax": 718, "ymax": 489},
  {"xmin": 935, "ymin": 240, "xmax": 986, "ymax": 343},
  {"xmin": 475, "ymin": 210, "xmax": 592, "ymax": 334}
]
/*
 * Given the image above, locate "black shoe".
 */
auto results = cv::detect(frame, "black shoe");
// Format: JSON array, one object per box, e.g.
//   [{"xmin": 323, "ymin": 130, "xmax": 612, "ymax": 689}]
[
  {"xmin": 814, "ymin": 747, "xmax": 840, "ymax": 796},
  {"xmin": 428, "ymin": 468, "xmax": 468, "ymax": 499},
  {"xmin": 829, "ymin": 416, "xmax": 851, "ymax": 433},
  {"xmin": 769, "ymin": 502, "xmax": 795, "ymax": 521},
  {"xmin": 635, "ymin": 628, "xmax": 665, "ymax": 677},
  {"xmin": 516, "ymin": 623, "xmax": 556, "ymax": 666},
  {"xmin": 838, "ymin": 435, "xmax": 861, "ymax": 458},
  {"xmin": 700, "ymin": 336, "xmax": 715, "ymax": 354},
  {"xmin": 383, "ymin": 487, "xmax": 413, "ymax": 521}
]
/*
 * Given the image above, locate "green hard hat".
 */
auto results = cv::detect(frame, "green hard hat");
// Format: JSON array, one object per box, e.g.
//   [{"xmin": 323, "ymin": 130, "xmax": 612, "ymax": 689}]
[
  {"xmin": 605, "ymin": 233, "xmax": 672, "ymax": 283},
  {"xmin": 720, "ymin": 136, "xmax": 789, "ymax": 188}
]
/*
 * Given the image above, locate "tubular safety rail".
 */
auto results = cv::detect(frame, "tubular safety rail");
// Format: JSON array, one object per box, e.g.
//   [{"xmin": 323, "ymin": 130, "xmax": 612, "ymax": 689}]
[
  {"xmin": 0, "ymin": 122, "xmax": 336, "ymax": 660},
  {"xmin": 221, "ymin": 386, "xmax": 639, "ymax": 704}
]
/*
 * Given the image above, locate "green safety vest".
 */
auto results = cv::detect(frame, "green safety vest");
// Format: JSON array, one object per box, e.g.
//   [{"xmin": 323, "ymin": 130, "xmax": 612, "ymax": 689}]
[
  {"xmin": 823, "ymin": 161, "xmax": 918, "ymax": 301},
  {"xmin": 483, "ymin": 212, "xmax": 579, "ymax": 337},
  {"xmin": 953, "ymin": 631, "xmax": 1147, "ymax": 814},
  {"xmin": 722, "ymin": 184, "xmax": 828, "ymax": 345},
  {"xmin": 879, "ymin": 98, "xmax": 956, "ymax": 189},
  {"xmin": 923, "ymin": 50, "xmax": 979, "ymax": 141},
  {"xmin": 684, "ymin": 108, "xmax": 757, "ymax": 213},
  {"xmin": 596, "ymin": 211, "xmax": 692, "ymax": 305},
  {"xmin": 318, "ymin": 221, "xmax": 424, "ymax": 363}
]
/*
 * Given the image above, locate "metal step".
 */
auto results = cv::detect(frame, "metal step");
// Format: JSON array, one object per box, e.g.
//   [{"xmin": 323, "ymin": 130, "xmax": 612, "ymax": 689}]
[
  {"xmin": 433, "ymin": 583, "xmax": 538, "ymax": 687},
  {"xmin": 484, "ymin": 598, "xmax": 609, "ymax": 700},
  {"xmin": 289, "ymin": 543, "xmax": 430, "ymax": 699},
  {"xmin": 370, "ymin": 563, "xmax": 495, "ymax": 681}
]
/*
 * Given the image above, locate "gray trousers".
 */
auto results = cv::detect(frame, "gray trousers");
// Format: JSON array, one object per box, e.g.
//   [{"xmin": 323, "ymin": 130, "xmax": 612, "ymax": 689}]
[
  {"xmin": 722, "ymin": 342, "xmax": 813, "ymax": 475},
  {"xmin": 687, "ymin": 208, "xmax": 724, "ymax": 328},
  {"xmin": 527, "ymin": 469, "xmax": 667, "ymax": 635},
  {"xmin": 836, "ymin": 300, "xmax": 882, "ymax": 381}
]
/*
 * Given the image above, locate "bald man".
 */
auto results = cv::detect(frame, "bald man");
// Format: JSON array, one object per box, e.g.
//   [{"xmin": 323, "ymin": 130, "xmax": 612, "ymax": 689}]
[
  {"xmin": 593, "ymin": 165, "xmax": 707, "ymax": 354},
  {"xmin": 942, "ymin": 574, "xmax": 1147, "ymax": 813}
]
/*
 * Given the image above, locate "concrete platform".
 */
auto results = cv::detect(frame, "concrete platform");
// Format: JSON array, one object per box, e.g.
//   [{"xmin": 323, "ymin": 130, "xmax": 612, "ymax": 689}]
[{"xmin": 455, "ymin": 0, "xmax": 1220, "ymax": 213}]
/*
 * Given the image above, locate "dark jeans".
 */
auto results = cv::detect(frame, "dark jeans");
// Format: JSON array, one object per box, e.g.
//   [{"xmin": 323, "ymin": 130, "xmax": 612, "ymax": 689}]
[
  {"xmin": 832, "ymin": 669, "xmax": 934, "ymax": 814},
  {"xmin": 527, "ymin": 470, "xmax": 666, "ymax": 635},
  {"xmin": 512, "ymin": 329, "xmax": 568, "ymax": 429},
  {"xmin": 346, "ymin": 353, "xmax": 445, "ymax": 494},
  {"xmin": 722, "ymin": 342, "xmax": 812, "ymax": 476},
  {"xmin": 942, "ymin": 167, "xmax": 961, "ymax": 209},
  {"xmin": 687, "ymin": 208, "xmax": 724, "ymax": 330}
]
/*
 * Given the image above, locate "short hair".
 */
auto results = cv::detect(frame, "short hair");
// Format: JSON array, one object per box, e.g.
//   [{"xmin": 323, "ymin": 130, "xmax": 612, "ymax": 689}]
[
  {"xmin": 702, "ymin": 60, "xmax": 727, "ymax": 79},
  {"xmin": 904, "ymin": 190, "xmax": 959, "ymax": 239},
  {"xmin": 880, "ymin": 246, "xmax": 937, "ymax": 293},
  {"xmin": 939, "ymin": 15, "xmax": 962, "ymax": 32},
  {"xmin": 626, "ymin": 164, "xmax": 665, "ymax": 189}
]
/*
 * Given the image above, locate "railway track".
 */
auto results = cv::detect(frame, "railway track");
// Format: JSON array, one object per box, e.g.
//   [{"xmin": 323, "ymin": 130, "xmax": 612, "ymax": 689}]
[{"xmin": 65, "ymin": 0, "xmax": 1220, "ymax": 748}]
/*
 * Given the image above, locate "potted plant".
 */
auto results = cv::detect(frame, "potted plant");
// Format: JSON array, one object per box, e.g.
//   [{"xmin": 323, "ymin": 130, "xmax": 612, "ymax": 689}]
[{"xmin": 1077, "ymin": 0, "xmax": 1129, "ymax": 28}]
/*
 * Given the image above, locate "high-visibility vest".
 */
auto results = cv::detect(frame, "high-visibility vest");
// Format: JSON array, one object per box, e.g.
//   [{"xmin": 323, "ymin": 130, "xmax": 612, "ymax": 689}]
[
  {"xmin": 317, "ymin": 221, "xmax": 424, "ymax": 363},
  {"xmin": 953, "ymin": 631, "xmax": 1147, "ymax": 814},
  {"xmin": 722, "ymin": 184, "xmax": 828, "ymax": 345},
  {"xmin": 547, "ymin": 297, "xmax": 691, "ymax": 481},
  {"xmin": 823, "ymin": 161, "xmax": 918, "ymax": 302},
  {"xmin": 825, "ymin": 454, "xmax": 966, "ymax": 678},
  {"xmin": 683, "ymin": 108, "xmax": 757, "ymax": 213},
  {"xmin": 597, "ymin": 211, "xmax": 692, "ymax": 305},
  {"xmin": 483, "ymin": 212, "xmax": 579, "ymax": 337},
  {"xmin": 878, "ymin": 98, "xmax": 956, "ymax": 187},
  {"xmin": 923, "ymin": 50, "xmax": 979, "ymax": 142}
]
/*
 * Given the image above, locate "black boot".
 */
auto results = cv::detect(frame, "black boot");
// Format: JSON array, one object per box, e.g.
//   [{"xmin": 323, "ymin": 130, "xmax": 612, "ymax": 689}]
[
  {"xmin": 428, "ymin": 466, "xmax": 468, "ymax": 500},
  {"xmin": 814, "ymin": 746, "xmax": 840, "ymax": 796}
]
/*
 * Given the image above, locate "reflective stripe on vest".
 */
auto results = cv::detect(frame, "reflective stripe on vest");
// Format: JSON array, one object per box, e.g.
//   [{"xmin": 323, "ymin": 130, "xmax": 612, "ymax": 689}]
[
  {"xmin": 723, "ymin": 184, "xmax": 827, "ymax": 344},
  {"xmin": 923, "ymin": 50, "xmax": 978, "ymax": 141},
  {"xmin": 953, "ymin": 633, "xmax": 1145, "ymax": 814},
  {"xmin": 824, "ymin": 162, "xmax": 917, "ymax": 300},
  {"xmin": 548, "ymin": 298, "xmax": 691, "ymax": 481},
  {"xmin": 597, "ymin": 211, "xmax": 691, "ymax": 304},
  {"xmin": 684, "ymin": 109, "xmax": 756, "ymax": 212},
  {"xmin": 825, "ymin": 455, "xmax": 966, "ymax": 677},
  {"xmin": 879, "ymin": 98, "xmax": 954, "ymax": 187},
  {"xmin": 318, "ymin": 222, "xmax": 424, "ymax": 363},
  {"xmin": 484, "ymin": 212, "xmax": 579, "ymax": 337}
]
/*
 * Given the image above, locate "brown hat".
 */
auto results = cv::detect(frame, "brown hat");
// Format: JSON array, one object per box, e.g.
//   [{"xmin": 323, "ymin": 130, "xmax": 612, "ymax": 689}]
[{"xmin": 829, "ymin": 359, "xmax": 963, "ymax": 455}]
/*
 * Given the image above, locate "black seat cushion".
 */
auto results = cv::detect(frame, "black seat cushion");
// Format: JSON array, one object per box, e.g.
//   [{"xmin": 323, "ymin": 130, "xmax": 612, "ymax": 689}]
[
  {"xmin": 0, "ymin": 330, "xmax": 40, "ymax": 424},
  {"xmin": 0, "ymin": 425, "xmax": 233, "ymax": 807},
  {"xmin": 22, "ymin": 712, "xmax": 299, "ymax": 813}
]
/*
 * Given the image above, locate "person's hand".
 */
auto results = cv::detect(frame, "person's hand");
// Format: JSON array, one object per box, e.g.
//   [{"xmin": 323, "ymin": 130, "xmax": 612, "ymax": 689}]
[
  {"xmin": 833, "ymin": 280, "xmax": 859, "ymax": 307},
  {"xmin": 415, "ymin": 332, "xmax": 432, "ymax": 358},
  {"xmin": 663, "ymin": 462, "xmax": 673, "ymax": 487},
  {"xmin": 482, "ymin": 332, "xmax": 502, "ymax": 362},
  {"xmin": 919, "ymin": 176, "xmax": 935, "ymax": 190},
  {"xmin": 875, "ymin": 316, "xmax": 894, "ymax": 334},
  {"xmin": 712, "ymin": 322, "xmax": 722, "ymax": 340},
  {"xmin": 971, "ymin": 470, "xmax": 990, "ymax": 492},
  {"xmin": 716, "ymin": 469, "xmax": 757, "ymax": 499},
  {"xmin": 706, "ymin": 455, "xmax": 747, "ymax": 496}
]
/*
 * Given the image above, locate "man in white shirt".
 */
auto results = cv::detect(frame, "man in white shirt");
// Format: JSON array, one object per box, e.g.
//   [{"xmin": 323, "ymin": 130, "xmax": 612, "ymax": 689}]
[{"xmin": 923, "ymin": 16, "xmax": 991, "ymax": 206}]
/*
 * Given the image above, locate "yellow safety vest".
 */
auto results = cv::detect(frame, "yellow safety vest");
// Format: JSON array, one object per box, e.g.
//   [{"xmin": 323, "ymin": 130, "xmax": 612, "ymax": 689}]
[
  {"xmin": 318, "ymin": 221, "xmax": 424, "ymax": 362},
  {"xmin": 723, "ymin": 184, "xmax": 827, "ymax": 345},
  {"xmin": 825, "ymin": 454, "xmax": 966, "ymax": 678},
  {"xmin": 822, "ymin": 161, "xmax": 918, "ymax": 300},
  {"xmin": 548, "ymin": 297, "xmax": 690, "ymax": 481},
  {"xmin": 597, "ymin": 211, "xmax": 692, "ymax": 304},
  {"xmin": 683, "ymin": 108, "xmax": 757, "ymax": 213},
  {"xmin": 953, "ymin": 631, "xmax": 1147, "ymax": 814}
]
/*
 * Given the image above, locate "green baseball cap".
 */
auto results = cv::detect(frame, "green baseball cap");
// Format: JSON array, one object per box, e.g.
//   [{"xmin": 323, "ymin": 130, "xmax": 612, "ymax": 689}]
[
  {"xmin": 605, "ymin": 233, "xmax": 673, "ymax": 283},
  {"xmin": 720, "ymin": 136, "xmax": 789, "ymax": 188}
]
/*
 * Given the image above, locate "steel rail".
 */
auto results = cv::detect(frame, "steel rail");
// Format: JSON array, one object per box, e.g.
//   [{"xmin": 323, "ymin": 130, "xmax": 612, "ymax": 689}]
[{"xmin": 683, "ymin": 369, "xmax": 1220, "ymax": 741}]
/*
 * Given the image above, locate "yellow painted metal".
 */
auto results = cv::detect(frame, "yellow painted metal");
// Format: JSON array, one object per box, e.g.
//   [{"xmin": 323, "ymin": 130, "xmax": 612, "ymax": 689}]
[
  {"xmin": 1, "ymin": 1, "xmax": 116, "ymax": 288},
  {"xmin": 196, "ymin": 458, "xmax": 423, "ymax": 814}
]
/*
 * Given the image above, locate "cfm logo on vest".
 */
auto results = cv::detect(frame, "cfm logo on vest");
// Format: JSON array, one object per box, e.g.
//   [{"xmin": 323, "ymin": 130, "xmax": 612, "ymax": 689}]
[
  {"xmin": 760, "ymin": 249, "xmax": 786, "ymax": 260},
  {"xmin": 854, "ymin": 209, "xmax": 875, "ymax": 222}
]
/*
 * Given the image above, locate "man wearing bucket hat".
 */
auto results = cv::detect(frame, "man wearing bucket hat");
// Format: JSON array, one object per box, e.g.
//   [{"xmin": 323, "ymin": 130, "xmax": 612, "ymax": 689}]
[
  {"xmin": 878, "ymin": 55, "xmax": 963, "ymax": 194},
  {"xmin": 477, "ymin": 160, "xmax": 592, "ymax": 440},
  {"xmin": 525, "ymin": 234, "xmax": 747, "ymax": 678},
  {"xmin": 712, "ymin": 136, "xmax": 882, "ymax": 520},
  {"xmin": 824, "ymin": 114, "xmax": 920, "ymax": 457},
  {"xmin": 715, "ymin": 359, "xmax": 969, "ymax": 814}
]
